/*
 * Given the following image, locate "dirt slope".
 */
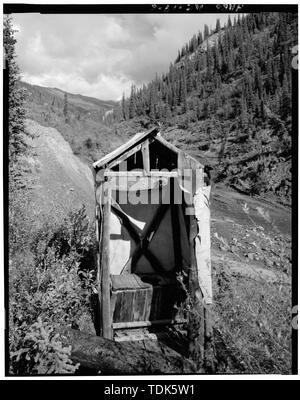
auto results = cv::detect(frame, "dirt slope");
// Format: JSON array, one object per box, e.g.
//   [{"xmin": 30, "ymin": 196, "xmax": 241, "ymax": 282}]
[
  {"xmin": 211, "ymin": 183, "xmax": 291, "ymax": 282},
  {"xmin": 25, "ymin": 119, "xmax": 95, "ymax": 220}
]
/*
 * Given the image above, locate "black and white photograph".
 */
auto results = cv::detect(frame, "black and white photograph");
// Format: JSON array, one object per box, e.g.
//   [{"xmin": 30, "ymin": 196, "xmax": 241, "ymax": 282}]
[{"xmin": 2, "ymin": 2, "xmax": 298, "ymax": 379}]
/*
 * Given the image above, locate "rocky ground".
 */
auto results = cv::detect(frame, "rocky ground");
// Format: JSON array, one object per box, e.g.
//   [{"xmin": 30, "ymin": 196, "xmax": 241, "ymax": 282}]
[
  {"xmin": 211, "ymin": 183, "xmax": 291, "ymax": 282},
  {"xmin": 24, "ymin": 119, "xmax": 95, "ymax": 221}
]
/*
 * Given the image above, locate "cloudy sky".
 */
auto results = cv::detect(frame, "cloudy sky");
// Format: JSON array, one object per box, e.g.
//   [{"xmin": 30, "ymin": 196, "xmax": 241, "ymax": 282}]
[{"xmin": 13, "ymin": 13, "xmax": 230, "ymax": 101}]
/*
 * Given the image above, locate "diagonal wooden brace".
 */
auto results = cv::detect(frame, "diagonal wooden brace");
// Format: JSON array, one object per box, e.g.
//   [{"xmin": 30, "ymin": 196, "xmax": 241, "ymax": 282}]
[{"xmin": 111, "ymin": 201, "xmax": 167, "ymax": 275}]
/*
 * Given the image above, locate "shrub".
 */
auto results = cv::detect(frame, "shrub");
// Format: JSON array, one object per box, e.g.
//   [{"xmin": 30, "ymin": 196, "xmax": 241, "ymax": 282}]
[
  {"xmin": 213, "ymin": 261, "xmax": 291, "ymax": 374},
  {"xmin": 9, "ymin": 201, "xmax": 96, "ymax": 375},
  {"xmin": 10, "ymin": 318, "xmax": 79, "ymax": 374}
]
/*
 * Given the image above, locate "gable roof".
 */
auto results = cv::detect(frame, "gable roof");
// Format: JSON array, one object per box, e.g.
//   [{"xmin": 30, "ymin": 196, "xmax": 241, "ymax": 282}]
[
  {"xmin": 93, "ymin": 127, "xmax": 159, "ymax": 170},
  {"xmin": 92, "ymin": 126, "xmax": 203, "ymax": 170}
]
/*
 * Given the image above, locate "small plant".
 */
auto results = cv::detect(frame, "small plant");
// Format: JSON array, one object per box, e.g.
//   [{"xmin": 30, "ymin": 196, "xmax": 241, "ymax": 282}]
[
  {"xmin": 10, "ymin": 318, "xmax": 79, "ymax": 374},
  {"xmin": 213, "ymin": 260, "xmax": 291, "ymax": 374},
  {"xmin": 9, "ymin": 199, "xmax": 96, "ymax": 375}
]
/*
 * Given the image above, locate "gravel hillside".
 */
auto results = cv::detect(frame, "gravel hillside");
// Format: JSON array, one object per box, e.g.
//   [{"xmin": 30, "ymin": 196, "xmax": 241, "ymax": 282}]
[{"xmin": 25, "ymin": 119, "xmax": 95, "ymax": 220}]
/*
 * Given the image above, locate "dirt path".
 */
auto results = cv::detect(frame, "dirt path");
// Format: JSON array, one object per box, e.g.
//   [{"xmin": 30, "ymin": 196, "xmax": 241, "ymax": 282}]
[
  {"xmin": 212, "ymin": 250, "xmax": 290, "ymax": 285},
  {"xmin": 211, "ymin": 183, "xmax": 291, "ymax": 235}
]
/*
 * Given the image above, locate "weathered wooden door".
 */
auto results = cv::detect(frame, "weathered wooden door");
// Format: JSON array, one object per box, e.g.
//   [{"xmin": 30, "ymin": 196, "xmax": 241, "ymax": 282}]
[{"xmin": 100, "ymin": 174, "xmax": 189, "ymax": 338}]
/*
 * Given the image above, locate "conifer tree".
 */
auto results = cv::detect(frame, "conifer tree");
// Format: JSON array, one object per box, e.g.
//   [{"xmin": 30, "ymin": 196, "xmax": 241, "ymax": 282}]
[
  {"xmin": 197, "ymin": 31, "xmax": 203, "ymax": 45},
  {"xmin": 280, "ymin": 74, "xmax": 291, "ymax": 120},
  {"xmin": 63, "ymin": 92, "xmax": 69, "ymax": 123},
  {"xmin": 254, "ymin": 65, "xmax": 263, "ymax": 99},
  {"xmin": 121, "ymin": 92, "xmax": 127, "ymax": 120},
  {"xmin": 129, "ymin": 85, "xmax": 136, "ymax": 119},
  {"xmin": 179, "ymin": 71, "xmax": 187, "ymax": 105},
  {"xmin": 4, "ymin": 15, "xmax": 27, "ymax": 161},
  {"xmin": 204, "ymin": 24, "xmax": 210, "ymax": 40}
]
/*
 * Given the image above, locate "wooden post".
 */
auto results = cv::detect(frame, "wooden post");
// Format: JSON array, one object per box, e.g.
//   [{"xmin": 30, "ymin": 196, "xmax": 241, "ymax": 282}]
[
  {"xmin": 170, "ymin": 178, "xmax": 182, "ymax": 272},
  {"xmin": 187, "ymin": 212, "xmax": 205, "ymax": 371},
  {"xmin": 141, "ymin": 139, "xmax": 150, "ymax": 173},
  {"xmin": 94, "ymin": 168, "xmax": 103, "ymax": 337},
  {"xmin": 178, "ymin": 152, "xmax": 205, "ymax": 370},
  {"xmin": 100, "ymin": 177, "xmax": 112, "ymax": 340},
  {"xmin": 204, "ymin": 304, "xmax": 215, "ymax": 371}
]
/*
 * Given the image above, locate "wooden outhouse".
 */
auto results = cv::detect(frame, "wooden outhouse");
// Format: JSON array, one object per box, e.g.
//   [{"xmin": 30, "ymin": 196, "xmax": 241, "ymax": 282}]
[{"xmin": 93, "ymin": 127, "xmax": 212, "ymax": 343}]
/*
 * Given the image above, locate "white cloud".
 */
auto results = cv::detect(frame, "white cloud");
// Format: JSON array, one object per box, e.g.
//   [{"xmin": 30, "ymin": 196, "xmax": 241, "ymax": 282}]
[{"xmin": 13, "ymin": 13, "xmax": 229, "ymax": 100}]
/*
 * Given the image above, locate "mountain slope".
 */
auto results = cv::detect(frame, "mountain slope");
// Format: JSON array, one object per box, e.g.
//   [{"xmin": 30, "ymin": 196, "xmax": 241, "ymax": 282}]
[
  {"xmin": 107, "ymin": 12, "xmax": 296, "ymax": 206},
  {"xmin": 20, "ymin": 81, "xmax": 127, "ymax": 164},
  {"xmin": 24, "ymin": 118, "xmax": 94, "ymax": 219},
  {"xmin": 20, "ymin": 81, "xmax": 116, "ymax": 115}
]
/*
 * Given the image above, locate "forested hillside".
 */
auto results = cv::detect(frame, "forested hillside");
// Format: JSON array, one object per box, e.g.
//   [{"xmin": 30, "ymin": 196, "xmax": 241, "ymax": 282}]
[
  {"xmin": 107, "ymin": 12, "xmax": 297, "ymax": 205},
  {"xmin": 18, "ymin": 81, "xmax": 123, "ymax": 163}
]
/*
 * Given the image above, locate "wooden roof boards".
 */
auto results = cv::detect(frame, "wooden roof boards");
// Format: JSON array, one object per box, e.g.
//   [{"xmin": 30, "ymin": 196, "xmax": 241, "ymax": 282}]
[
  {"xmin": 93, "ymin": 127, "xmax": 159, "ymax": 170},
  {"xmin": 93, "ymin": 126, "xmax": 203, "ymax": 171}
]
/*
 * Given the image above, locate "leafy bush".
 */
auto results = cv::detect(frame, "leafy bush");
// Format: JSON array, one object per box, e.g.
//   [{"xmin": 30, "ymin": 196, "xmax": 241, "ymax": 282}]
[
  {"xmin": 10, "ymin": 318, "xmax": 79, "ymax": 374},
  {"xmin": 9, "ymin": 200, "xmax": 96, "ymax": 375},
  {"xmin": 6, "ymin": 15, "xmax": 96, "ymax": 375}
]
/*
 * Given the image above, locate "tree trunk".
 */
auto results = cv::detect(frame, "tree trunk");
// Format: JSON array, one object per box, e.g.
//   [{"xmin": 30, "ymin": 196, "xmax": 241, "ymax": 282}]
[{"xmin": 60, "ymin": 328, "xmax": 197, "ymax": 374}]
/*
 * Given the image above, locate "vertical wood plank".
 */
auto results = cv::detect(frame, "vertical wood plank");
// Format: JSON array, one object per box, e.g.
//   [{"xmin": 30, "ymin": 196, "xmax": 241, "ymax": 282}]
[
  {"xmin": 95, "ymin": 177, "xmax": 103, "ymax": 336},
  {"xmin": 170, "ymin": 179, "xmax": 182, "ymax": 272},
  {"xmin": 188, "ymin": 213, "xmax": 205, "ymax": 370},
  {"xmin": 141, "ymin": 139, "xmax": 150, "ymax": 173},
  {"xmin": 100, "ymin": 177, "xmax": 112, "ymax": 339},
  {"xmin": 110, "ymin": 290, "xmax": 117, "ymax": 322},
  {"xmin": 204, "ymin": 304, "xmax": 214, "ymax": 371},
  {"xmin": 178, "ymin": 152, "xmax": 205, "ymax": 369}
]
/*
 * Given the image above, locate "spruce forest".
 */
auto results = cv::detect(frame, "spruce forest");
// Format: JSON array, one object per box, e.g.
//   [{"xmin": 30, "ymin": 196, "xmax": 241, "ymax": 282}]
[{"xmin": 107, "ymin": 12, "xmax": 297, "ymax": 206}]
